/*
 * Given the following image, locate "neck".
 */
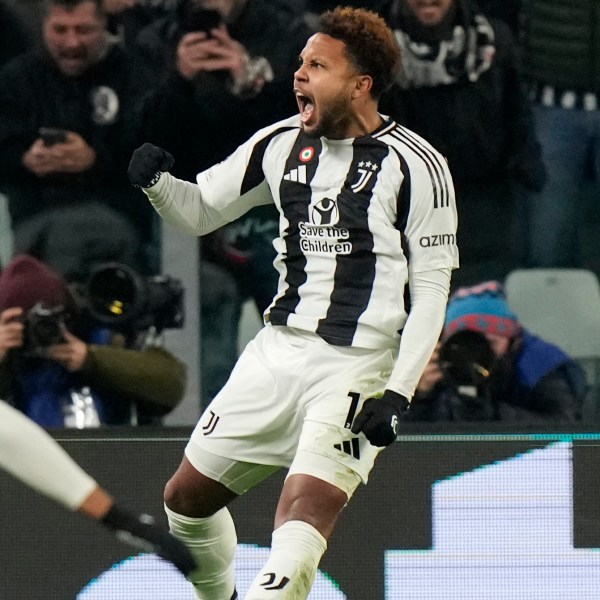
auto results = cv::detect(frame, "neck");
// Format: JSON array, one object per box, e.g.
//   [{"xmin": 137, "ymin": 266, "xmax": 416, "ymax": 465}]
[{"xmin": 346, "ymin": 99, "xmax": 382, "ymax": 138}]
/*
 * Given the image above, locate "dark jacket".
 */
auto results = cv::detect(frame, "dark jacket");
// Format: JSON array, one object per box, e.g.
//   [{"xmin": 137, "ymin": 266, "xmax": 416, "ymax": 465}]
[
  {"xmin": 520, "ymin": 0, "xmax": 600, "ymax": 93},
  {"xmin": 134, "ymin": 0, "xmax": 309, "ymax": 177},
  {"xmin": 380, "ymin": 0, "xmax": 545, "ymax": 191},
  {"xmin": 0, "ymin": 1, "xmax": 31, "ymax": 68},
  {"xmin": 406, "ymin": 332, "xmax": 586, "ymax": 423},
  {"xmin": 0, "ymin": 43, "xmax": 155, "ymax": 250}
]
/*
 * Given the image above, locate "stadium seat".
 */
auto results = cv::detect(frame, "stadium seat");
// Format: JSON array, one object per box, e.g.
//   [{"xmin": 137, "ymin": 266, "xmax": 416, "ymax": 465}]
[{"xmin": 504, "ymin": 268, "xmax": 600, "ymax": 420}]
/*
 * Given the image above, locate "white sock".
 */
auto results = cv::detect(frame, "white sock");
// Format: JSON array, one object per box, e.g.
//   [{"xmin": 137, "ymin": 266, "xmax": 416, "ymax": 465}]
[
  {"xmin": 165, "ymin": 505, "xmax": 237, "ymax": 600},
  {"xmin": 245, "ymin": 520, "xmax": 327, "ymax": 599}
]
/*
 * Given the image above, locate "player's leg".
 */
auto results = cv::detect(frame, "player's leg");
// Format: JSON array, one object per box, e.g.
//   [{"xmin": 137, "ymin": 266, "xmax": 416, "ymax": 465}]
[
  {"xmin": 0, "ymin": 399, "xmax": 97, "ymax": 509},
  {"xmin": 244, "ymin": 471, "xmax": 348, "ymax": 599},
  {"xmin": 0, "ymin": 400, "xmax": 197, "ymax": 576},
  {"xmin": 165, "ymin": 448, "xmax": 279, "ymax": 599},
  {"xmin": 164, "ymin": 327, "xmax": 297, "ymax": 599},
  {"xmin": 244, "ymin": 340, "xmax": 394, "ymax": 599},
  {"xmin": 164, "ymin": 453, "xmax": 239, "ymax": 600},
  {"xmin": 244, "ymin": 446, "xmax": 363, "ymax": 600}
]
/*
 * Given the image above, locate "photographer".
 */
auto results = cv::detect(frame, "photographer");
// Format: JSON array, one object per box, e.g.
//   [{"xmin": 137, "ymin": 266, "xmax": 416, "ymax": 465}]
[
  {"xmin": 0, "ymin": 254, "xmax": 186, "ymax": 427},
  {"xmin": 406, "ymin": 281, "xmax": 586, "ymax": 423}
]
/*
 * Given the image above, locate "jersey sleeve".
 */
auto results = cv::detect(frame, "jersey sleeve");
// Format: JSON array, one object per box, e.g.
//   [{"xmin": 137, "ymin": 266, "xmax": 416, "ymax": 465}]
[
  {"xmin": 196, "ymin": 124, "xmax": 283, "ymax": 213},
  {"xmin": 402, "ymin": 154, "xmax": 459, "ymax": 274}
]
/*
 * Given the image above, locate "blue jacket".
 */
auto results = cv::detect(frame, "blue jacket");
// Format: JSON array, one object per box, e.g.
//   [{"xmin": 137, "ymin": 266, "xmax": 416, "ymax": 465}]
[{"xmin": 407, "ymin": 330, "xmax": 586, "ymax": 423}]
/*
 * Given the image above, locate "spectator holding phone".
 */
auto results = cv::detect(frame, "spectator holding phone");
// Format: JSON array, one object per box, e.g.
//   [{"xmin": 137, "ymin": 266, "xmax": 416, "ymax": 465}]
[
  {"xmin": 134, "ymin": 0, "xmax": 310, "ymax": 175},
  {"xmin": 134, "ymin": 0, "xmax": 311, "ymax": 408},
  {"xmin": 0, "ymin": 0, "xmax": 159, "ymax": 277}
]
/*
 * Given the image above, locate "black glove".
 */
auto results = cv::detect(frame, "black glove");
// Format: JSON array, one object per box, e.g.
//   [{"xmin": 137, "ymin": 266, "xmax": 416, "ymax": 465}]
[
  {"xmin": 101, "ymin": 504, "xmax": 197, "ymax": 576},
  {"xmin": 128, "ymin": 143, "xmax": 175, "ymax": 188},
  {"xmin": 351, "ymin": 390, "xmax": 409, "ymax": 447}
]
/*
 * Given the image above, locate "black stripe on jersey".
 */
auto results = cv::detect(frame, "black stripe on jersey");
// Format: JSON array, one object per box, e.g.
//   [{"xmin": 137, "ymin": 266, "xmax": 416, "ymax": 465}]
[
  {"xmin": 390, "ymin": 148, "xmax": 411, "ymax": 232},
  {"xmin": 269, "ymin": 132, "xmax": 322, "ymax": 326},
  {"xmin": 315, "ymin": 138, "xmax": 390, "ymax": 346},
  {"xmin": 387, "ymin": 125, "xmax": 449, "ymax": 209},
  {"xmin": 240, "ymin": 126, "xmax": 297, "ymax": 195}
]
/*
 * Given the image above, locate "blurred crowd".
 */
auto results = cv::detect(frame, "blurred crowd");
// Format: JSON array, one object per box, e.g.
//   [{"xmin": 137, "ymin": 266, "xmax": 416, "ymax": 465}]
[{"xmin": 0, "ymin": 0, "xmax": 597, "ymax": 425}]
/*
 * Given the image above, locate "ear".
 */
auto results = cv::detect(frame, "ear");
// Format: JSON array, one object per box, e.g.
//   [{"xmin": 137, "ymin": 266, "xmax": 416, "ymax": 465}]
[{"xmin": 352, "ymin": 74, "xmax": 374, "ymax": 99}]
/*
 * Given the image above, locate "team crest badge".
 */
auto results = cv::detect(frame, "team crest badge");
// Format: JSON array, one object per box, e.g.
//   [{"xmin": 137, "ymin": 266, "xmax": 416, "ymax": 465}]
[
  {"xmin": 90, "ymin": 86, "xmax": 120, "ymax": 125},
  {"xmin": 351, "ymin": 161, "xmax": 379, "ymax": 193}
]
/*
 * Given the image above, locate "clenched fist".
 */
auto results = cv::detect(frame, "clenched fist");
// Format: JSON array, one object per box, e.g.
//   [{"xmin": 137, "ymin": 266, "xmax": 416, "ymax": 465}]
[
  {"xmin": 128, "ymin": 143, "xmax": 174, "ymax": 188},
  {"xmin": 351, "ymin": 390, "xmax": 409, "ymax": 447}
]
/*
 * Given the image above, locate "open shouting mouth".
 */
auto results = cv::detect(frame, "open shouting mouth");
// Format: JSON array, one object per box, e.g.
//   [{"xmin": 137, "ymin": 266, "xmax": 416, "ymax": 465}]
[{"xmin": 295, "ymin": 90, "xmax": 315, "ymax": 124}]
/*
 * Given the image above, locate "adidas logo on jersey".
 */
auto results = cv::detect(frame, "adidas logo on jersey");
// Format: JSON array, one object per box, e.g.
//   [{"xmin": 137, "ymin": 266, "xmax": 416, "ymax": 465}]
[{"xmin": 283, "ymin": 164, "xmax": 307, "ymax": 184}]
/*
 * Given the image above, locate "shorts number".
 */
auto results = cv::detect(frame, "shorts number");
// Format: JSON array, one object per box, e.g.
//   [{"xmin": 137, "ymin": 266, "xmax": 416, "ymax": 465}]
[{"xmin": 344, "ymin": 391, "xmax": 360, "ymax": 429}]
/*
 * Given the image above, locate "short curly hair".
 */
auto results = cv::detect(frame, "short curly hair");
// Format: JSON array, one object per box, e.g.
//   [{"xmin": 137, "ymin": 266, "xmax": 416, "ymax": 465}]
[{"xmin": 318, "ymin": 6, "xmax": 401, "ymax": 99}]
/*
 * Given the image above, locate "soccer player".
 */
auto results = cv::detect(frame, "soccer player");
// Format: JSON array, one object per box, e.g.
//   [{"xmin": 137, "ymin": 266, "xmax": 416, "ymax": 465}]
[
  {"xmin": 128, "ymin": 6, "xmax": 458, "ymax": 599},
  {"xmin": 0, "ymin": 400, "xmax": 196, "ymax": 577}
]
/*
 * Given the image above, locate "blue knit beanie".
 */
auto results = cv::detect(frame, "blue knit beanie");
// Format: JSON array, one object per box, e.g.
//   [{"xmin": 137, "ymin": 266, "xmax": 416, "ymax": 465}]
[{"xmin": 444, "ymin": 281, "xmax": 521, "ymax": 339}]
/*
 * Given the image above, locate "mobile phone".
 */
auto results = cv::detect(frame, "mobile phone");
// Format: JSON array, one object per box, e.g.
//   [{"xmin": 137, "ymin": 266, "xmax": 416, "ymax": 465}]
[
  {"xmin": 178, "ymin": 7, "xmax": 222, "ymax": 35},
  {"xmin": 39, "ymin": 127, "xmax": 68, "ymax": 147}
]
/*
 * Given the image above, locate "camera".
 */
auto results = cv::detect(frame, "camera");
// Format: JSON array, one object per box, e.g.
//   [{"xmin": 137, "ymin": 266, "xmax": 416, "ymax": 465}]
[
  {"xmin": 438, "ymin": 329, "xmax": 495, "ymax": 387},
  {"xmin": 20, "ymin": 264, "xmax": 184, "ymax": 355},
  {"xmin": 83, "ymin": 262, "xmax": 185, "ymax": 333},
  {"xmin": 23, "ymin": 303, "xmax": 68, "ymax": 355}
]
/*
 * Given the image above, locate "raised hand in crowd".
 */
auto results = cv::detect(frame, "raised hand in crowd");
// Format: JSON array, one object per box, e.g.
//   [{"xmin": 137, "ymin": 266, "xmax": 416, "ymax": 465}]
[{"xmin": 176, "ymin": 24, "xmax": 272, "ymax": 96}]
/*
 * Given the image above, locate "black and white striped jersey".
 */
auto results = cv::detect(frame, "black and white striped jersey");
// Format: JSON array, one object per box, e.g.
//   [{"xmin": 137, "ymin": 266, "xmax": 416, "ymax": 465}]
[{"xmin": 197, "ymin": 114, "xmax": 458, "ymax": 349}]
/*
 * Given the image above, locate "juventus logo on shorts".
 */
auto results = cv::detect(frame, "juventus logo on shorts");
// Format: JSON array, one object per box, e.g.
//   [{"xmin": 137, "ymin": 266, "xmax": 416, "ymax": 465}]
[
  {"xmin": 202, "ymin": 410, "xmax": 220, "ymax": 436},
  {"xmin": 260, "ymin": 572, "xmax": 290, "ymax": 591}
]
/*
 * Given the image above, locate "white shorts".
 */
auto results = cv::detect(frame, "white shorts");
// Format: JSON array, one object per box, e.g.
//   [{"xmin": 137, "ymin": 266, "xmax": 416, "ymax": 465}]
[{"xmin": 186, "ymin": 326, "xmax": 396, "ymax": 496}]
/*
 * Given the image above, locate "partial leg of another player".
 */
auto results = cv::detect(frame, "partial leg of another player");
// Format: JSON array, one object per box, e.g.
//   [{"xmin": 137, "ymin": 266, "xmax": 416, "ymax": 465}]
[{"xmin": 0, "ymin": 400, "xmax": 196, "ymax": 576}]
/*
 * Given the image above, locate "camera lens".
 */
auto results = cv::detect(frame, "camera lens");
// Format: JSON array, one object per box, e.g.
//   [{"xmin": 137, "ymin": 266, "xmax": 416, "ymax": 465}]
[
  {"xmin": 86, "ymin": 263, "xmax": 143, "ymax": 325},
  {"xmin": 29, "ymin": 319, "xmax": 63, "ymax": 346},
  {"xmin": 439, "ymin": 330, "xmax": 495, "ymax": 386},
  {"xmin": 23, "ymin": 303, "xmax": 67, "ymax": 352}
]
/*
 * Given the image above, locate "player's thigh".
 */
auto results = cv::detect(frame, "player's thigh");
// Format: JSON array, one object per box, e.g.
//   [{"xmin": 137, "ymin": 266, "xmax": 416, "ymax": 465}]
[
  {"xmin": 183, "ymin": 447, "xmax": 280, "ymax": 496},
  {"xmin": 188, "ymin": 326, "xmax": 304, "ymax": 471},
  {"xmin": 289, "ymin": 345, "xmax": 396, "ymax": 498}
]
